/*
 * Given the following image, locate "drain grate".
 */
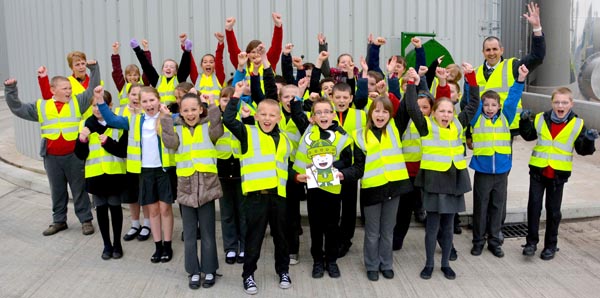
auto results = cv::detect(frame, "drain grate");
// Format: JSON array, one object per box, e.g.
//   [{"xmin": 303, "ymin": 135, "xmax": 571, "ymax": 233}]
[{"xmin": 502, "ymin": 223, "xmax": 528, "ymax": 238}]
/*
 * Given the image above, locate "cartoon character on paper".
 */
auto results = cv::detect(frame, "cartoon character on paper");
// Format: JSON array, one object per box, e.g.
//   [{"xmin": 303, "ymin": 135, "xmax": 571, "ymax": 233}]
[{"xmin": 304, "ymin": 130, "xmax": 340, "ymax": 189}]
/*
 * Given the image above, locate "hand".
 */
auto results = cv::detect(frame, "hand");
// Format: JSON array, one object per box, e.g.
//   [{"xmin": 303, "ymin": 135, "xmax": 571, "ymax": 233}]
[
  {"xmin": 283, "ymin": 43, "xmax": 294, "ymax": 55},
  {"xmin": 225, "ymin": 17, "xmax": 236, "ymax": 31},
  {"xmin": 179, "ymin": 33, "xmax": 187, "ymax": 46},
  {"xmin": 520, "ymin": 109, "xmax": 532, "ymax": 121},
  {"xmin": 272, "ymin": 12, "xmax": 283, "ymax": 27},
  {"xmin": 523, "ymin": 2, "xmax": 541, "ymax": 29},
  {"xmin": 585, "ymin": 128, "xmax": 599, "ymax": 140},
  {"xmin": 367, "ymin": 33, "xmax": 374, "ymax": 44},
  {"xmin": 309, "ymin": 92, "xmax": 320, "ymax": 102},
  {"xmin": 292, "ymin": 56, "xmax": 303, "ymax": 69},
  {"xmin": 237, "ymin": 52, "xmax": 248, "ymax": 68},
  {"xmin": 411, "ymin": 37, "xmax": 422, "ymax": 48},
  {"xmin": 418, "ymin": 65, "xmax": 429, "ymax": 77},
  {"xmin": 375, "ymin": 80, "xmax": 387, "ymax": 95},
  {"xmin": 112, "ymin": 42, "xmax": 120, "ymax": 55},
  {"xmin": 337, "ymin": 171, "xmax": 345, "ymax": 180},
  {"xmin": 130, "ymin": 38, "xmax": 139, "ymax": 48},
  {"xmin": 86, "ymin": 60, "xmax": 97, "ymax": 66},
  {"xmin": 435, "ymin": 67, "xmax": 447, "ymax": 80},
  {"xmin": 387, "ymin": 55, "xmax": 397, "ymax": 74},
  {"xmin": 374, "ymin": 36, "xmax": 386, "ymax": 46},
  {"xmin": 369, "ymin": 91, "xmax": 380, "ymax": 99},
  {"xmin": 79, "ymin": 126, "xmax": 91, "ymax": 142},
  {"xmin": 99, "ymin": 134, "xmax": 108, "ymax": 144},
  {"xmin": 234, "ymin": 81, "xmax": 250, "ymax": 97},
  {"xmin": 256, "ymin": 43, "xmax": 266, "ymax": 57},
  {"xmin": 187, "ymin": 88, "xmax": 198, "ymax": 95},
  {"xmin": 462, "ymin": 62, "xmax": 474, "ymax": 74},
  {"xmin": 518, "ymin": 64, "xmax": 529, "ymax": 82},
  {"xmin": 297, "ymin": 77, "xmax": 309, "ymax": 95},
  {"xmin": 360, "ymin": 56, "xmax": 368, "ymax": 73},
  {"xmin": 4, "ymin": 78, "xmax": 16, "ymax": 86},
  {"xmin": 240, "ymin": 105, "xmax": 251, "ymax": 118},
  {"xmin": 184, "ymin": 39, "xmax": 193, "ymax": 52},
  {"xmin": 159, "ymin": 104, "xmax": 170, "ymax": 115},
  {"xmin": 296, "ymin": 174, "xmax": 308, "ymax": 183},
  {"xmin": 318, "ymin": 32, "xmax": 327, "ymax": 45},
  {"xmin": 406, "ymin": 67, "xmax": 420, "ymax": 85},
  {"xmin": 318, "ymin": 51, "xmax": 329, "ymax": 62},
  {"xmin": 37, "ymin": 66, "xmax": 47, "ymax": 78},
  {"xmin": 437, "ymin": 55, "xmax": 445, "ymax": 64},
  {"xmin": 93, "ymin": 85, "xmax": 104, "ymax": 101},
  {"xmin": 141, "ymin": 39, "xmax": 149, "ymax": 51},
  {"xmin": 214, "ymin": 32, "xmax": 224, "ymax": 43},
  {"xmin": 466, "ymin": 138, "xmax": 474, "ymax": 150},
  {"xmin": 201, "ymin": 93, "xmax": 213, "ymax": 105}
]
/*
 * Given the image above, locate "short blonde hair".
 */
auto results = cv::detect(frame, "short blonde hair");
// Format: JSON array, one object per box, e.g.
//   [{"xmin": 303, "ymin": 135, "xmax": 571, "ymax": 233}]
[
  {"xmin": 551, "ymin": 87, "xmax": 573, "ymax": 102},
  {"xmin": 66, "ymin": 51, "xmax": 86, "ymax": 69}
]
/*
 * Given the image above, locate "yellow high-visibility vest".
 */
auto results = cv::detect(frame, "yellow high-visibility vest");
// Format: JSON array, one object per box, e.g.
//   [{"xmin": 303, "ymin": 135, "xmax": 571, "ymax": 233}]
[
  {"xmin": 353, "ymin": 120, "xmax": 409, "ymax": 188},
  {"xmin": 215, "ymin": 126, "xmax": 241, "ymax": 160},
  {"xmin": 529, "ymin": 113, "xmax": 583, "ymax": 172},
  {"xmin": 126, "ymin": 114, "xmax": 176, "ymax": 173},
  {"xmin": 156, "ymin": 75, "xmax": 178, "ymax": 105},
  {"xmin": 195, "ymin": 73, "xmax": 222, "ymax": 98},
  {"xmin": 420, "ymin": 116, "xmax": 467, "ymax": 171},
  {"xmin": 174, "ymin": 124, "xmax": 218, "ymax": 177},
  {"xmin": 472, "ymin": 114, "xmax": 511, "ymax": 156},
  {"xmin": 335, "ymin": 108, "xmax": 366, "ymax": 133},
  {"xmin": 401, "ymin": 120, "xmax": 422, "ymax": 162},
  {"xmin": 37, "ymin": 98, "xmax": 81, "ymax": 141},
  {"xmin": 239, "ymin": 125, "xmax": 291, "ymax": 197},
  {"xmin": 476, "ymin": 58, "xmax": 521, "ymax": 129},
  {"xmin": 84, "ymin": 127, "xmax": 126, "ymax": 178}
]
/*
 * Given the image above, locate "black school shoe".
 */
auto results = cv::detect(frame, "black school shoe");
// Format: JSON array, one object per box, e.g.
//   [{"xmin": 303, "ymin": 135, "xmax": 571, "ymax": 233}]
[
  {"xmin": 101, "ymin": 246, "xmax": 113, "ymax": 260},
  {"xmin": 326, "ymin": 263, "xmax": 341, "ymax": 278},
  {"xmin": 450, "ymin": 247, "xmax": 458, "ymax": 261},
  {"xmin": 137, "ymin": 226, "xmax": 151, "ymax": 241},
  {"xmin": 203, "ymin": 273, "xmax": 216, "ymax": 288},
  {"xmin": 471, "ymin": 244, "xmax": 484, "ymax": 256},
  {"xmin": 123, "ymin": 226, "xmax": 140, "ymax": 241},
  {"xmin": 522, "ymin": 243, "xmax": 537, "ymax": 256},
  {"xmin": 312, "ymin": 262, "xmax": 325, "ymax": 278},
  {"xmin": 189, "ymin": 274, "xmax": 201, "ymax": 290},
  {"xmin": 441, "ymin": 266, "xmax": 456, "ymax": 280},
  {"xmin": 488, "ymin": 245, "xmax": 505, "ymax": 258},
  {"xmin": 420, "ymin": 266, "xmax": 433, "ymax": 280},
  {"xmin": 225, "ymin": 252, "xmax": 237, "ymax": 264},
  {"xmin": 366, "ymin": 270, "xmax": 379, "ymax": 281},
  {"xmin": 540, "ymin": 247, "xmax": 559, "ymax": 260}
]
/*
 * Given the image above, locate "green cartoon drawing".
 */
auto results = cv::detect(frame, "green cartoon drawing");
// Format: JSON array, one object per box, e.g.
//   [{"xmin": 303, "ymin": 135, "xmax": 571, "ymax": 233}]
[{"xmin": 304, "ymin": 130, "xmax": 340, "ymax": 189}]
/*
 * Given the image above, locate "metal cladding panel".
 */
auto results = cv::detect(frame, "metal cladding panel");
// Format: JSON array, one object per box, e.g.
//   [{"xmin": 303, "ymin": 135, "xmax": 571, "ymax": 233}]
[{"xmin": 4, "ymin": 0, "xmax": 497, "ymax": 158}]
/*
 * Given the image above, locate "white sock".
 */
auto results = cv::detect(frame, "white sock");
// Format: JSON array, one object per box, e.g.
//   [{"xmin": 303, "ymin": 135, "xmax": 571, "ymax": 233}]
[
  {"xmin": 126, "ymin": 220, "xmax": 141, "ymax": 235},
  {"xmin": 239, "ymin": 252, "xmax": 245, "ymax": 257},
  {"xmin": 143, "ymin": 218, "xmax": 150, "ymax": 227},
  {"xmin": 205, "ymin": 273, "xmax": 214, "ymax": 280},
  {"xmin": 226, "ymin": 251, "xmax": 236, "ymax": 258}
]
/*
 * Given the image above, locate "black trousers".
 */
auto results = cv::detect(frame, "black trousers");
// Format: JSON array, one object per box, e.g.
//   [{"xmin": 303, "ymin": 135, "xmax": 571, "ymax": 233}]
[
  {"xmin": 393, "ymin": 177, "xmax": 420, "ymax": 249},
  {"xmin": 242, "ymin": 192, "xmax": 289, "ymax": 278},
  {"xmin": 307, "ymin": 189, "xmax": 341, "ymax": 263},
  {"xmin": 285, "ymin": 180, "xmax": 304, "ymax": 255},
  {"xmin": 339, "ymin": 181, "xmax": 358, "ymax": 246},
  {"xmin": 472, "ymin": 172, "xmax": 508, "ymax": 247},
  {"xmin": 526, "ymin": 175, "xmax": 565, "ymax": 250}
]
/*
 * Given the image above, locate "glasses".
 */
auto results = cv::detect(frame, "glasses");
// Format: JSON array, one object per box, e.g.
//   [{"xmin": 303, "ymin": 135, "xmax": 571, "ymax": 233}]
[
  {"xmin": 313, "ymin": 110, "xmax": 333, "ymax": 116},
  {"xmin": 552, "ymin": 100, "xmax": 571, "ymax": 106}
]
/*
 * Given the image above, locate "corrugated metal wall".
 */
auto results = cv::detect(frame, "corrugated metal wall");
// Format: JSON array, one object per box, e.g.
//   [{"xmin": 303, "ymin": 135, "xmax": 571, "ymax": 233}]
[{"xmin": 3, "ymin": 0, "xmax": 501, "ymax": 159}]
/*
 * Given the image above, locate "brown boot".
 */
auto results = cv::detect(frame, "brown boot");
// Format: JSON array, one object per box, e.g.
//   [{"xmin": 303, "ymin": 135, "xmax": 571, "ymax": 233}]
[
  {"xmin": 82, "ymin": 221, "xmax": 95, "ymax": 235},
  {"xmin": 42, "ymin": 222, "xmax": 68, "ymax": 236}
]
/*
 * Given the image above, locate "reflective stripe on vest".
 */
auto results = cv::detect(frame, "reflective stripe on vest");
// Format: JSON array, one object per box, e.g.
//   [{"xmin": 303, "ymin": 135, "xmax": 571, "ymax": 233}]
[
  {"xmin": 126, "ymin": 114, "xmax": 142, "ymax": 173},
  {"xmin": 245, "ymin": 64, "xmax": 265, "ymax": 93},
  {"xmin": 195, "ymin": 73, "xmax": 222, "ymax": 97},
  {"xmin": 279, "ymin": 115, "xmax": 301, "ymax": 162},
  {"xmin": 240, "ymin": 125, "xmax": 291, "ymax": 197},
  {"xmin": 354, "ymin": 122, "xmax": 409, "ymax": 188},
  {"xmin": 85, "ymin": 128, "xmax": 126, "ymax": 178},
  {"xmin": 156, "ymin": 76, "xmax": 178, "ymax": 105},
  {"xmin": 472, "ymin": 114, "xmax": 511, "ymax": 156},
  {"xmin": 476, "ymin": 58, "xmax": 522, "ymax": 129},
  {"xmin": 293, "ymin": 125, "xmax": 351, "ymax": 194},
  {"xmin": 420, "ymin": 117, "xmax": 466, "ymax": 171},
  {"xmin": 216, "ymin": 128, "xmax": 241, "ymax": 159},
  {"xmin": 174, "ymin": 125, "xmax": 218, "ymax": 177},
  {"xmin": 337, "ymin": 108, "xmax": 366, "ymax": 133},
  {"xmin": 529, "ymin": 113, "xmax": 583, "ymax": 171},
  {"xmin": 37, "ymin": 98, "xmax": 81, "ymax": 141},
  {"xmin": 401, "ymin": 120, "xmax": 422, "ymax": 162}
]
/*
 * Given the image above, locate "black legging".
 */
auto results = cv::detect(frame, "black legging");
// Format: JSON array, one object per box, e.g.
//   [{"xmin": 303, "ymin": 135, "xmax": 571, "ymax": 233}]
[
  {"xmin": 425, "ymin": 212, "xmax": 453, "ymax": 267},
  {"xmin": 96, "ymin": 204, "xmax": 123, "ymax": 250}
]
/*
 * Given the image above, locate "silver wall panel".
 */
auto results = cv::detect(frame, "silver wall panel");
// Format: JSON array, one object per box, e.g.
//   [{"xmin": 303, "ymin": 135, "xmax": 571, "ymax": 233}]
[{"xmin": 3, "ymin": 0, "xmax": 502, "ymax": 158}]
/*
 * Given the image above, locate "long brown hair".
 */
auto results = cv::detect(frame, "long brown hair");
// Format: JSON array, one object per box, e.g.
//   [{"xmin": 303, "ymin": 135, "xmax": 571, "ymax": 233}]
[{"xmin": 365, "ymin": 95, "xmax": 394, "ymax": 140}]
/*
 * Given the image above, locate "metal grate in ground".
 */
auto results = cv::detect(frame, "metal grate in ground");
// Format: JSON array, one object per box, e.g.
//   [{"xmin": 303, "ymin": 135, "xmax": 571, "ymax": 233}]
[{"xmin": 502, "ymin": 223, "xmax": 528, "ymax": 238}]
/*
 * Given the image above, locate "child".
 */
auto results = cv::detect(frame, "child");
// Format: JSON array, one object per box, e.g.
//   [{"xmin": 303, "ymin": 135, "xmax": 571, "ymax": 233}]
[
  {"xmin": 191, "ymin": 32, "xmax": 226, "ymax": 98},
  {"xmin": 161, "ymin": 93, "xmax": 224, "ymax": 289},
  {"xmin": 405, "ymin": 64, "xmax": 479, "ymax": 280},
  {"xmin": 75, "ymin": 88, "xmax": 127, "ymax": 260},
  {"xmin": 223, "ymin": 83, "xmax": 294, "ymax": 295},
  {"xmin": 4, "ymin": 61, "xmax": 100, "ymax": 236},
  {"xmin": 519, "ymin": 87, "xmax": 597, "ymax": 260},
  {"xmin": 470, "ymin": 65, "xmax": 528, "ymax": 258},
  {"xmin": 114, "ymin": 83, "xmax": 151, "ymax": 242},
  {"xmin": 131, "ymin": 37, "xmax": 191, "ymax": 106},
  {"xmin": 292, "ymin": 95, "xmax": 354, "ymax": 279},
  {"xmin": 98, "ymin": 86, "xmax": 176, "ymax": 263},
  {"xmin": 111, "ymin": 40, "xmax": 151, "ymax": 106},
  {"xmin": 347, "ymin": 95, "xmax": 413, "ymax": 281},
  {"xmin": 216, "ymin": 86, "xmax": 247, "ymax": 265},
  {"xmin": 224, "ymin": 13, "xmax": 283, "ymax": 92}
]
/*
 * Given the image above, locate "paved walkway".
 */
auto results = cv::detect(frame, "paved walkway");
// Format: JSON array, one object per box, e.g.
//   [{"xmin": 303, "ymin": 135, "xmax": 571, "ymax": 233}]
[{"xmin": 2, "ymin": 93, "xmax": 600, "ymax": 297}]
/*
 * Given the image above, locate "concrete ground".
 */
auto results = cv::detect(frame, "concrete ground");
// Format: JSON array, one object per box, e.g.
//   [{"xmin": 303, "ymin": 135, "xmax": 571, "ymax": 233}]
[{"xmin": 2, "ymin": 92, "xmax": 600, "ymax": 297}]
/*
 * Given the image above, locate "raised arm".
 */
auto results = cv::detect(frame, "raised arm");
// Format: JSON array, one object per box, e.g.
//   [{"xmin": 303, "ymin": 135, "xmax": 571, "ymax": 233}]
[
  {"xmin": 225, "ymin": 17, "xmax": 242, "ymax": 69},
  {"xmin": 513, "ymin": 2, "xmax": 545, "ymax": 79},
  {"xmin": 132, "ymin": 39, "xmax": 159, "ymax": 86},
  {"xmin": 159, "ymin": 106, "xmax": 179, "ymax": 150},
  {"xmin": 177, "ymin": 39, "xmax": 192, "ymax": 83},
  {"xmin": 223, "ymin": 83, "xmax": 249, "ymax": 153},
  {"xmin": 96, "ymin": 87, "xmax": 130, "ymax": 130},
  {"xmin": 281, "ymin": 43, "xmax": 295, "ymax": 85},
  {"xmin": 318, "ymin": 33, "xmax": 331, "ymax": 78},
  {"xmin": 3, "ymin": 79, "xmax": 39, "ymax": 121},
  {"xmin": 405, "ymin": 68, "xmax": 429, "ymax": 136},
  {"xmin": 502, "ymin": 65, "xmax": 528, "ymax": 124},
  {"xmin": 37, "ymin": 66, "xmax": 53, "ymax": 100},
  {"xmin": 214, "ymin": 32, "xmax": 226, "ymax": 85},
  {"xmin": 458, "ymin": 63, "xmax": 481, "ymax": 127},
  {"xmin": 76, "ymin": 61, "xmax": 101, "ymax": 113},
  {"xmin": 367, "ymin": 35, "xmax": 385, "ymax": 76},
  {"xmin": 111, "ymin": 42, "xmax": 126, "ymax": 92},
  {"xmin": 266, "ymin": 12, "xmax": 284, "ymax": 70}
]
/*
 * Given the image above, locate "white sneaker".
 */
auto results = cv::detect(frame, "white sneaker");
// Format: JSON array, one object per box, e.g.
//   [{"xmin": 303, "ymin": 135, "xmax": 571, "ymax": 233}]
[
  {"xmin": 289, "ymin": 254, "xmax": 299, "ymax": 265},
  {"xmin": 243, "ymin": 275, "xmax": 258, "ymax": 295},
  {"xmin": 279, "ymin": 272, "xmax": 292, "ymax": 289}
]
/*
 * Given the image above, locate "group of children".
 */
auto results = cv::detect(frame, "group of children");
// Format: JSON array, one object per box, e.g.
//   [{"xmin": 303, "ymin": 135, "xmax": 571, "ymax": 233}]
[{"xmin": 3, "ymin": 3, "xmax": 599, "ymax": 295}]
